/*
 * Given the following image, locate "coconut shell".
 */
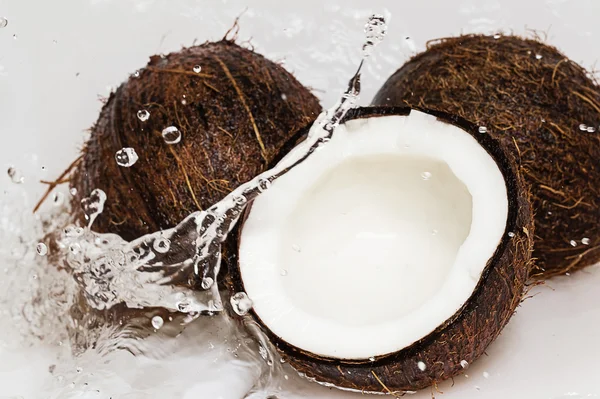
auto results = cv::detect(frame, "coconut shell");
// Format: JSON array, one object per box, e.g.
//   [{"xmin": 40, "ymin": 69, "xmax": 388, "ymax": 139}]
[
  {"xmin": 372, "ymin": 34, "xmax": 600, "ymax": 278},
  {"xmin": 231, "ymin": 106, "xmax": 534, "ymax": 393},
  {"xmin": 70, "ymin": 40, "xmax": 321, "ymax": 243}
]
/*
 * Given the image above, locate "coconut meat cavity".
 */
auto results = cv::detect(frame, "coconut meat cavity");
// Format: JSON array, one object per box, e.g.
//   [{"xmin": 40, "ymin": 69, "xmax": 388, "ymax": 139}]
[{"xmin": 239, "ymin": 110, "xmax": 508, "ymax": 359}]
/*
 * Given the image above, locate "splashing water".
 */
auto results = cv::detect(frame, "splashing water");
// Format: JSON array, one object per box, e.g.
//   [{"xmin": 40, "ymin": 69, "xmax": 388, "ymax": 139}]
[
  {"xmin": 63, "ymin": 14, "xmax": 387, "ymax": 316},
  {"xmin": 161, "ymin": 126, "xmax": 182, "ymax": 144}
]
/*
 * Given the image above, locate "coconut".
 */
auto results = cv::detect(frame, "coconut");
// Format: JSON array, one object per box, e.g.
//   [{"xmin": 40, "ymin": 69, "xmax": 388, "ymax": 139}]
[
  {"xmin": 372, "ymin": 34, "xmax": 600, "ymax": 278},
  {"xmin": 68, "ymin": 39, "xmax": 321, "ymax": 243},
  {"xmin": 230, "ymin": 106, "xmax": 534, "ymax": 393},
  {"xmin": 37, "ymin": 39, "xmax": 321, "ymax": 345}
]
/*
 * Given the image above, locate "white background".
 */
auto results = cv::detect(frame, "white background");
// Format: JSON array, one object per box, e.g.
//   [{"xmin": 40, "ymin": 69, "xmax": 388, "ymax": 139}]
[{"xmin": 1, "ymin": 0, "xmax": 600, "ymax": 398}]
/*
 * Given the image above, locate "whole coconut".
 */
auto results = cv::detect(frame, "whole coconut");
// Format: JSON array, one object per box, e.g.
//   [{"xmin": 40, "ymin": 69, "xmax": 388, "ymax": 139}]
[
  {"xmin": 71, "ymin": 39, "xmax": 321, "ymax": 243},
  {"xmin": 373, "ymin": 34, "xmax": 600, "ymax": 278}
]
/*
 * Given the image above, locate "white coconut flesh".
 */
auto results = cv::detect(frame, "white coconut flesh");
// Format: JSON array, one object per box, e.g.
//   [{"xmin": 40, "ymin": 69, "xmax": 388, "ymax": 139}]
[{"xmin": 238, "ymin": 110, "xmax": 508, "ymax": 360}]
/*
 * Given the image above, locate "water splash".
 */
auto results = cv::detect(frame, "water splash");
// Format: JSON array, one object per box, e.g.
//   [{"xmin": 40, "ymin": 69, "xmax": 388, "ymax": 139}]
[{"xmin": 59, "ymin": 15, "xmax": 387, "ymax": 317}]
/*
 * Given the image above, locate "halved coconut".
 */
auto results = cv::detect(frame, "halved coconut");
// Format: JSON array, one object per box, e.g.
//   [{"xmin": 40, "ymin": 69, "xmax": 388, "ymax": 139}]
[{"xmin": 231, "ymin": 107, "xmax": 534, "ymax": 393}]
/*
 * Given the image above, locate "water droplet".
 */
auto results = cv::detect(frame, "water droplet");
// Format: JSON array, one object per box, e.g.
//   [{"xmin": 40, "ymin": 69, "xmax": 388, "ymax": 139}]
[
  {"xmin": 281, "ymin": 93, "xmax": 288, "ymax": 101},
  {"xmin": 64, "ymin": 225, "xmax": 84, "ymax": 237},
  {"xmin": 233, "ymin": 195, "xmax": 247, "ymax": 205},
  {"xmin": 369, "ymin": 356, "xmax": 375, "ymax": 362},
  {"xmin": 280, "ymin": 269, "xmax": 288, "ymax": 276},
  {"xmin": 0, "ymin": 17, "xmax": 8, "ymax": 29},
  {"xmin": 36, "ymin": 243, "xmax": 48, "ymax": 256},
  {"xmin": 284, "ymin": 375, "xmax": 289, "ymax": 380},
  {"xmin": 193, "ymin": 65, "xmax": 202, "ymax": 73},
  {"xmin": 570, "ymin": 240, "xmax": 577, "ymax": 247},
  {"xmin": 53, "ymin": 192, "xmax": 64, "ymax": 206},
  {"xmin": 460, "ymin": 360, "xmax": 469, "ymax": 369},
  {"xmin": 69, "ymin": 243, "xmax": 81, "ymax": 255},
  {"xmin": 508, "ymin": 232, "xmax": 515, "ymax": 238},
  {"xmin": 580, "ymin": 123, "xmax": 588, "ymax": 131},
  {"xmin": 421, "ymin": 171, "xmax": 432, "ymax": 180},
  {"xmin": 115, "ymin": 148, "xmax": 139, "ymax": 167},
  {"xmin": 153, "ymin": 237, "xmax": 170, "ymax": 254},
  {"xmin": 587, "ymin": 126, "xmax": 596, "ymax": 133},
  {"xmin": 535, "ymin": 54, "xmax": 543, "ymax": 60},
  {"xmin": 201, "ymin": 277, "xmax": 214, "ymax": 290},
  {"xmin": 493, "ymin": 33, "xmax": 501, "ymax": 39},
  {"xmin": 131, "ymin": 70, "xmax": 141, "ymax": 78},
  {"xmin": 417, "ymin": 361, "xmax": 426, "ymax": 371},
  {"xmin": 137, "ymin": 109, "xmax": 150, "ymax": 121},
  {"xmin": 161, "ymin": 126, "xmax": 182, "ymax": 144},
  {"xmin": 176, "ymin": 301, "xmax": 190, "ymax": 313},
  {"xmin": 70, "ymin": 187, "xmax": 78, "ymax": 196},
  {"xmin": 230, "ymin": 292, "xmax": 253, "ymax": 316},
  {"xmin": 258, "ymin": 345, "xmax": 268, "ymax": 361},
  {"xmin": 81, "ymin": 188, "xmax": 106, "ymax": 226},
  {"xmin": 151, "ymin": 315, "xmax": 164, "ymax": 330},
  {"xmin": 7, "ymin": 167, "xmax": 24, "ymax": 184},
  {"xmin": 478, "ymin": 126, "xmax": 488, "ymax": 134},
  {"xmin": 483, "ymin": 371, "xmax": 490, "ymax": 378},
  {"xmin": 291, "ymin": 244, "xmax": 301, "ymax": 252},
  {"xmin": 258, "ymin": 178, "xmax": 271, "ymax": 192},
  {"xmin": 582, "ymin": 237, "xmax": 590, "ymax": 245}
]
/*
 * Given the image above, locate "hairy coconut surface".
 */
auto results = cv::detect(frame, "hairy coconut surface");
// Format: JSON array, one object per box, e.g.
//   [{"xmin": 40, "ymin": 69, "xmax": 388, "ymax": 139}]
[
  {"xmin": 69, "ymin": 39, "xmax": 321, "ymax": 243},
  {"xmin": 231, "ymin": 106, "xmax": 534, "ymax": 393},
  {"xmin": 372, "ymin": 34, "xmax": 600, "ymax": 279}
]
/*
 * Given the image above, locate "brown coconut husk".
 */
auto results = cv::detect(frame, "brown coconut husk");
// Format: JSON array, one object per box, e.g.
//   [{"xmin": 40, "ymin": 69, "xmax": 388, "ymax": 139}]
[
  {"xmin": 372, "ymin": 34, "xmax": 600, "ymax": 279},
  {"xmin": 230, "ymin": 106, "xmax": 534, "ymax": 393}
]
